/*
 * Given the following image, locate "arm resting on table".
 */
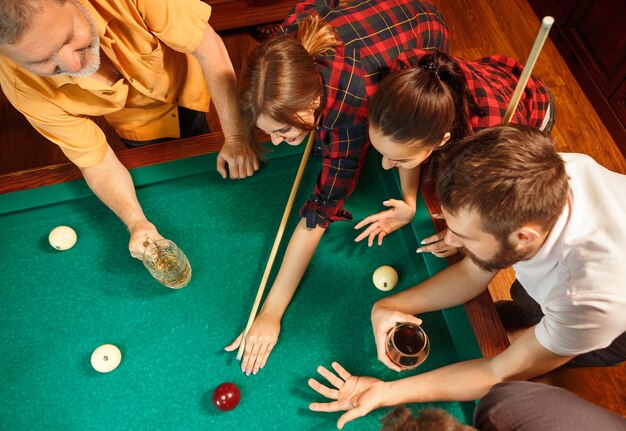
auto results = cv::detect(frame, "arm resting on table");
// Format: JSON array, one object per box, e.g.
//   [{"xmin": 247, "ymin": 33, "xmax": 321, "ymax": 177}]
[
  {"xmin": 308, "ymin": 329, "xmax": 574, "ymax": 429},
  {"xmin": 227, "ymin": 218, "xmax": 325, "ymax": 374},
  {"xmin": 385, "ymin": 328, "xmax": 574, "ymax": 404}
]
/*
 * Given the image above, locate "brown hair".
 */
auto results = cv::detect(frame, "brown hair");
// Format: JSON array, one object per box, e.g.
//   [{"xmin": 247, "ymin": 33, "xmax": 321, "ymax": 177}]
[
  {"xmin": 436, "ymin": 125, "xmax": 568, "ymax": 240},
  {"xmin": 0, "ymin": 0, "xmax": 66, "ymax": 45},
  {"xmin": 239, "ymin": 16, "xmax": 339, "ymax": 152},
  {"xmin": 380, "ymin": 406, "xmax": 477, "ymax": 431},
  {"xmin": 368, "ymin": 50, "xmax": 480, "ymax": 151}
]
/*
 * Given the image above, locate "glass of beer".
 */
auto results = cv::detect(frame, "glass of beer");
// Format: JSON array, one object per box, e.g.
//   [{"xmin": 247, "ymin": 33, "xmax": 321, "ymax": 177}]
[
  {"xmin": 385, "ymin": 322, "xmax": 430, "ymax": 370},
  {"xmin": 142, "ymin": 238, "xmax": 191, "ymax": 289}
]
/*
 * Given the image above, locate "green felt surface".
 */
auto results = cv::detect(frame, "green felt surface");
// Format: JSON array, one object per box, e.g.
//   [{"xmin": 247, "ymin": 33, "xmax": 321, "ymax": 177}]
[{"xmin": 0, "ymin": 144, "xmax": 481, "ymax": 430}]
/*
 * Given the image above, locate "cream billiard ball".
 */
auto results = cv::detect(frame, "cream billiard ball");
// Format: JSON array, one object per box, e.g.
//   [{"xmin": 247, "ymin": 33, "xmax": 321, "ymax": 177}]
[
  {"xmin": 373, "ymin": 265, "xmax": 398, "ymax": 291},
  {"xmin": 91, "ymin": 344, "xmax": 122, "ymax": 373},
  {"xmin": 48, "ymin": 226, "xmax": 77, "ymax": 251}
]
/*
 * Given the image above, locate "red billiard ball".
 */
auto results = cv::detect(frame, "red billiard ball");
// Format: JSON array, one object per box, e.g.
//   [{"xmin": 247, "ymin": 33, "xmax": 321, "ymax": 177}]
[{"xmin": 212, "ymin": 382, "xmax": 240, "ymax": 411}]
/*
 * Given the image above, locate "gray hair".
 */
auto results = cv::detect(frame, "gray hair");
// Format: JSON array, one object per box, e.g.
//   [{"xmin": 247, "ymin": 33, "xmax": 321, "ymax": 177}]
[{"xmin": 0, "ymin": 0, "xmax": 66, "ymax": 45}]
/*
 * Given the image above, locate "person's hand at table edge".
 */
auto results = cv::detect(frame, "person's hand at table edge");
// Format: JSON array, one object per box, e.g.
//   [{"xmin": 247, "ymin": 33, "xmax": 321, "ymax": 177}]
[
  {"xmin": 354, "ymin": 198, "xmax": 415, "ymax": 247},
  {"xmin": 225, "ymin": 310, "xmax": 281, "ymax": 375}
]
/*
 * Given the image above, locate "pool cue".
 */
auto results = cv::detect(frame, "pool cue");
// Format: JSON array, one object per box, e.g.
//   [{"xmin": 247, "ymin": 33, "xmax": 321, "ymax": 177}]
[
  {"xmin": 236, "ymin": 129, "xmax": 316, "ymax": 360},
  {"xmin": 503, "ymin": 16, "xmax": 554, "ymax": 124}
]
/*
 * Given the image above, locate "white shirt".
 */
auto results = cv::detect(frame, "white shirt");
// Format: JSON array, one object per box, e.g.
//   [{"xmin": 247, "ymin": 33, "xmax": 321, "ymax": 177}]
[{"xmin": 513, "ymin": 153, "xmax": 626, "ymax": 356}]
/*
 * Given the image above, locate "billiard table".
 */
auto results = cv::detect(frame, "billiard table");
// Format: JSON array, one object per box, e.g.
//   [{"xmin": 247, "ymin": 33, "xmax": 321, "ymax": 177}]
[{"xmin": 0, "ymin": 132, "xmax": 508, "ymax": 430}]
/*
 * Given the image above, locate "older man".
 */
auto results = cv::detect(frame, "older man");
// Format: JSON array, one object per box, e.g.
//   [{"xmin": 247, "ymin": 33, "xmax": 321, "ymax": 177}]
[{"xmin": 0, "ymin": 0, "xmax": 259, "ymax": 258}]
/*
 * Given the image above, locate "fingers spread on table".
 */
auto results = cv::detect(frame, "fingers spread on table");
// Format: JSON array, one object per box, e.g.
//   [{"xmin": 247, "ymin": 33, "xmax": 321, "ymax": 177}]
[
  {"xmin": 245, "ymin": 160, "xmax": 255, "ymax": 178},
  {"xmin": 416, "ymin": 242, "xmax": 444, "ymax": 253},
  {"xmin": 251, "ymin": 342, "xmax": 273, "ymax": 374},
  {"xmin": 308, "ymin": 378, "xmax": 340, "ymax": 400},
  {"xmin": 331, "ymin": 362, "xmax": 351, "ymax": 381},
  {"xmin": 354, "ymin": 213, "xmax": 380, "ymax": 231},
  {"xmin": 353, "ymin": 223, "xmax": 374, "ymax": 242},
  {"xmin": 416, "ymin": 233, "xmax": 449, "ymax": 253},
  {"xmin": 247, "ymin": 154, "xmax": 260, "ymax": 176},
  {"xmin": 223, "ymin": 148, "xmax": 259, "ymax": 180},
  {"xmin": 216, "ymin": 155, "xmax": 228, "ymax": 179},
  {"xmin": 309, "ymin": 399, "xmax": 342, "ymax": 412},
  {"xmin": 354, "ymin": 223, "xmax": 380, "ymax": 245},
  {"xmin": 224, "ymin": 332, "xmax": 242, "ymax": 352},
  {"xmin": 258, "ymin": 341, "xmax": 275, "ymax": 371},
  {"xmin": 317, "ymin": 364, "xmax": 344, "ymax": 388},
  {"xmin": 228, "ymin": 156, "xmax": 244, "ymax": 179},
  {"xmin": 417, "ymin": 240, "xmax": 458, "ymax": 258},
  {"xmin": 241, "ymin": 338, "xmax": 261, "ymax": 375},
  {"xmin": 368, "ymin": 228, "xmax": 383, "ymax": 247},
  {"xmin": 431, "ymin": 248, "xmax": 458, "ymax": 258},
  {"xmin": 420, "ymin": 231, "xmax": 446, "ymax": 245},
  {"xmin": 338, "ymin": 408, "xmax": 367, "ymax": 430}
]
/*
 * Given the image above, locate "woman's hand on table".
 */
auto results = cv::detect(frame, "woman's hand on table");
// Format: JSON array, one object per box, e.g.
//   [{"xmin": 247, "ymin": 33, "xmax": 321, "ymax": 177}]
[
  {"xmin": 225, "ymin": 310, "xmax": 280, "ymax": 375},
  {"xmin": 216, "ymin": 137, "xmax": 260, "ymax": 180},
  {"xmin": 128, "ymin": 220, "xmax": 163, "ymax": 259},
  {"xmin": 371, "ymin": 303, "xmax": 422, "ymax": 372},
  {"xmin": 308, "ymin": 362, "xmax": 386, "ymax": 430},
  {"xmin": 354, "ymin": 199, "xmax": 415, "ymax": 247},
  {"xmin": 416, "ymin": 214, "xmax": 458, "ymax": 258}
]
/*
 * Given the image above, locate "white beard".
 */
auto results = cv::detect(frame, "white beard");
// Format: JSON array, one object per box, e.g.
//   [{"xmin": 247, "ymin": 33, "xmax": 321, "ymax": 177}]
[{"xmin": 59, "ymin": 1, "xmax": 101, "ymax": 77}]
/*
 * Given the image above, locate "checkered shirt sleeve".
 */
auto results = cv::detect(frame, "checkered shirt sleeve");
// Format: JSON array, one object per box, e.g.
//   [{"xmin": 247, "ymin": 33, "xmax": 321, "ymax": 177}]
[
  {"xmin": 393, "ymin": 49, "xmax": 551, "ymax": 132},
  {"xmin": 465, "ymin": 55, "xmax": 551, "ymax": 130}
]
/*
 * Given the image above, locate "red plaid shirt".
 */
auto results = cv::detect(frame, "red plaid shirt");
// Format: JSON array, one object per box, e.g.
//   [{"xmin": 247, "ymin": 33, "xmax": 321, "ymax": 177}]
[
  {"xmin": 280, "ymin": 0, "xmax": 448, "ymax": 228},
  {"xmin": 393, "ymin": 49, "xmax": 552, "ymax": 132}
]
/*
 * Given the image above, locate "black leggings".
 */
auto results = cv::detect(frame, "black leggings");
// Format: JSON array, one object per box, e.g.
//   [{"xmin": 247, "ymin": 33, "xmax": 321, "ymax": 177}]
[{"xmin": 510, "ymin": 280, "xmax": 626, "ymax": 367}]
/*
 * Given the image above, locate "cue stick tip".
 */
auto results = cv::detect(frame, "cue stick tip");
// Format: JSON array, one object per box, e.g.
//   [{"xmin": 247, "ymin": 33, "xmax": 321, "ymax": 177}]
[{"xmin": 541, "ymin": 16, "xmax": 555, "ymax": 28}]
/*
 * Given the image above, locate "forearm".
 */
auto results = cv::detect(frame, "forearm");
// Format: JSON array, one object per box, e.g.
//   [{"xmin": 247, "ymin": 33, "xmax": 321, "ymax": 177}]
[
  {"xmin": 375, "ymin": 257, "xmax": 495, "ymax": 314},
  {"xmin": 80, "ymin": 147, "xmax": 147, "ymax": 230},
  {"xmin": 398, "ymin": 166, "xmax": 420, "ymax": 211},
  {"xmin": 385, "ymin": 358, "xmax": 498, "ymax": 404},
  {"xmin": 261, "ymin": 219, "xmax": 326, "ymax": 317},
  {"xmin": 193, "ymin": 24, "xmax": 243, "ymax": 140},
  {"xmin": 382, "ymin": 329, "xmax": 573, "ymax": 405}
]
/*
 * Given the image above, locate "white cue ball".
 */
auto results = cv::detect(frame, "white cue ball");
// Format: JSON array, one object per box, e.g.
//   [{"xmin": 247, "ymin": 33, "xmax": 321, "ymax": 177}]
[
  {"xmin": 373, "ymin": 265, "xmax": 399, "ymax": 291},
  {"xmin": 48, "ymin": 226, "xmax": 77, "ymax": 251},
  {"xmin": 91, "ymin": 344, "xmax": 122, "ymax": 373}
]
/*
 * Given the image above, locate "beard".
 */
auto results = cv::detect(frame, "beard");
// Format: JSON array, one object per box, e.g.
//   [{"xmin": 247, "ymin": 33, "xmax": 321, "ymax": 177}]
[
  {"xmin": 59, "ymin": 1, "xmax": 101, "ymax": 77},
  {"xmin": 461, "ymin": 239, "xmax": 527, "ymax": 272}
]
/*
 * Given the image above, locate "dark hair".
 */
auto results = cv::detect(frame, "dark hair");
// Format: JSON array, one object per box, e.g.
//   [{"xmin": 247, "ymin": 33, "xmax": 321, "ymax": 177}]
[
  {"xmin": 380, "ymin": 406, "xmax": 477, "ymax": 431},
  {"xmin": 436, "ymin": 125, "xmax": 568, "ymax": 240},
  {"xmin": 369, "ymin": 50, "xmax": 481, "ymax": 150},
  {"xmin": 239, "ymin": 16, "xmax": 338, "ymax": 153}
]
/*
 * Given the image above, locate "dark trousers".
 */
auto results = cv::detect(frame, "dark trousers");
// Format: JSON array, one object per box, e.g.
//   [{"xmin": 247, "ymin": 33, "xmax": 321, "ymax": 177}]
[
  {"xmin": 474, "ymin": 381, "xmax": 626, "ymax": 431},
  {"xmin": 510, "ymin": 280, "xmax": 626, "ymax": 367},
  {"xmin": 120, "ymin": 106, "xmax": 210, "ymax": 148}
]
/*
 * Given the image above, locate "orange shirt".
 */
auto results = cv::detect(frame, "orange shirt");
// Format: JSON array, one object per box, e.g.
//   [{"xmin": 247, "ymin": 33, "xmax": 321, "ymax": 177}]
[{"xmin": 0, "ymin": 0, "xmax": 212, "ymax": 168}]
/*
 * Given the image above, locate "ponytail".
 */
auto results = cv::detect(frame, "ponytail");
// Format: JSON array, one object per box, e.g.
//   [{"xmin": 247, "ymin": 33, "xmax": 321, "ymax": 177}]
[
  {"xmin": 369, "ymin": 50, "xmax": 479, "ymax": 149},
  {"xmin": 429, "ymin": 50, "xmax": 480, "ymax": 144},
  {"xmin": 296, "ymin": 15, "xmax": 339, "ymax": 57}
]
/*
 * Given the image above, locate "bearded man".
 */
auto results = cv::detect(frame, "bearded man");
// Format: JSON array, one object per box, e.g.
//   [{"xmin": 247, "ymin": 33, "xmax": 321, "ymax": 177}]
[
  {"xmin": 0, "ymin": 0, "xmax": 259, "ymax": 258},
  {"xmin": 305, "ymin": 125, "xmax": 626, "ymax": 430}
]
